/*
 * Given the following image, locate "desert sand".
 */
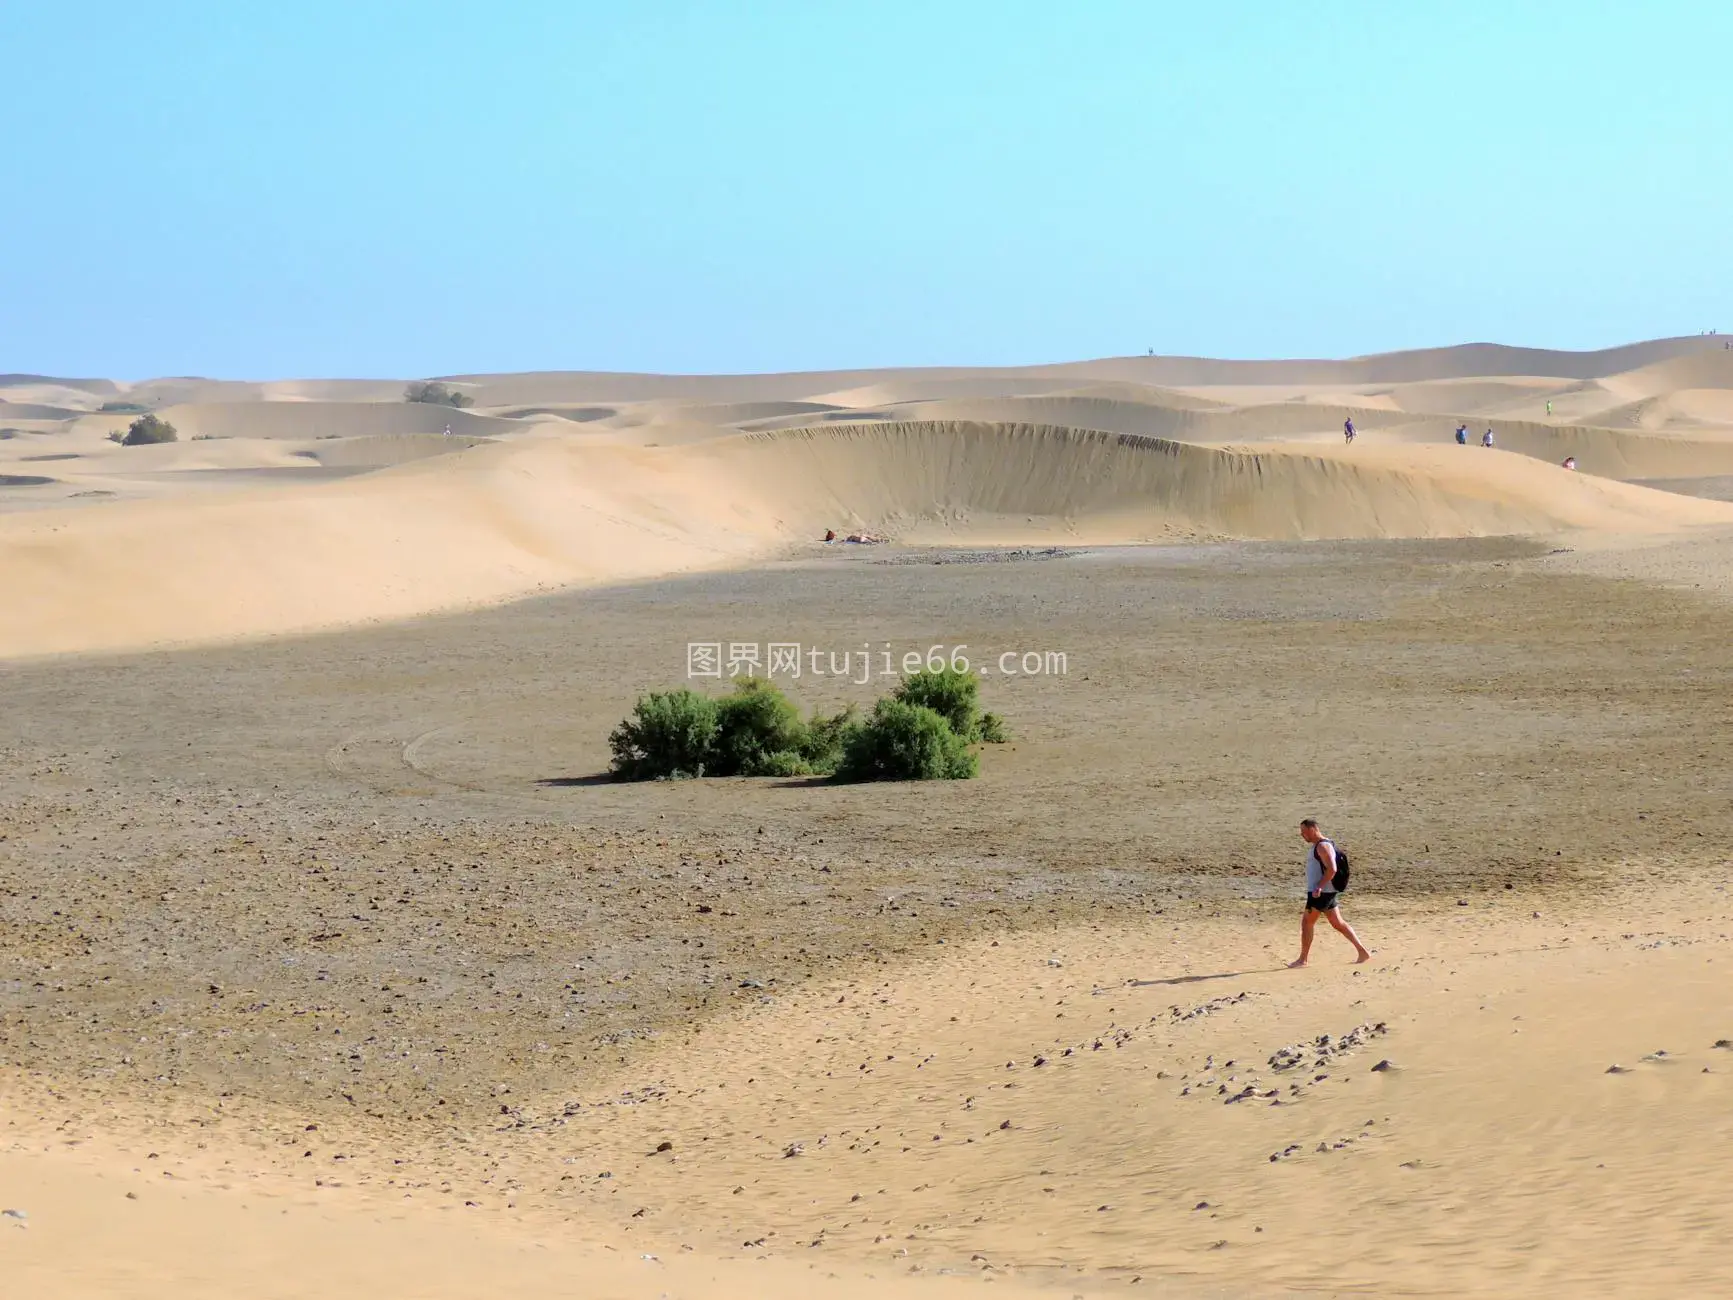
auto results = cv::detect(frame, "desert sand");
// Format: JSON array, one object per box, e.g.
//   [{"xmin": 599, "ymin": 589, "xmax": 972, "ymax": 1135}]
[{"xmin": 4, "ymin": 338, "xmax": 1733, "ymax": 1296}]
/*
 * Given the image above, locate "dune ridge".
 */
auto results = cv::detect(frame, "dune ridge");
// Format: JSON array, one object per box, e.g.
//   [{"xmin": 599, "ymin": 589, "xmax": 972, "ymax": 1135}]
[{"xmin": 5, "ymin": 419, "xmax": 1733, "ymax": 658}]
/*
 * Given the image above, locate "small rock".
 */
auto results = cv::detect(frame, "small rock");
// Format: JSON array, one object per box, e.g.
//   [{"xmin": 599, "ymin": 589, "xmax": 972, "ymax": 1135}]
[
  {"xmin": 1605, "ymin": 1065, "xmax": 1630, "ymax": 1074},
  {"xmin": 1370, "ymin": 1059, "xmax": 1394, "ymax": 1072},
  {"xmin": 654, "ymin": 1141, "xmax": 673, "ymax": 1153}
]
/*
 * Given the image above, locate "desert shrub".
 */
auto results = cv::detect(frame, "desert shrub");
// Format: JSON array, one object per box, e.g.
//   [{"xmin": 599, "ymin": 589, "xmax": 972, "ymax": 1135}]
[
  {"xmin": 834, "ymin": 698, "xmax": 978, "ymax": 782},
  {"xmin": 106, "ymin": 430, "xmax": 125, "ymax": 443},
  {"xmin": 404, "ymin": 380, "xmax": 475, "ymax": 409},
  {"xmin": 608, "ymin": 677, "xmax": 995, "ymax": 783},
  {"xmin": 607, "ymin": 689, "xmax": 718, "ymax": 780},
  {"xmin": 121, "ymin": 414, "xmax": 177, "ymax": 445},
  {"xmin": 892, "ymin": 667, "xmax": 1007, "ymax": 743},
  {"xmin": 799, "ymin": 702, "xmax": 861, "ymax": 773},
  {"xmin": 710, "ymin": 679, "xmax": 811, "ymax": 776},
  {"xmin": 98, "ymin": 400, "xmax": 149, "ymax": 413}
]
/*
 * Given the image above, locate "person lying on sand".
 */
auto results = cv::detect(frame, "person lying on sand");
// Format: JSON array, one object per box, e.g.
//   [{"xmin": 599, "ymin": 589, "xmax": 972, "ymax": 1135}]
[{"xmin": 1290, "ymin": 819, "xmax": 1371, "ymax": 967}]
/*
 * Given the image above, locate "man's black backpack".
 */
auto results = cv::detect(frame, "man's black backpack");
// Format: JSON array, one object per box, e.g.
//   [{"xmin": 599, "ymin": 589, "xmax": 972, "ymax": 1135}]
[{"xmin": 1317, "ymin": 840, "xmax": 1350, "ymax": 892}]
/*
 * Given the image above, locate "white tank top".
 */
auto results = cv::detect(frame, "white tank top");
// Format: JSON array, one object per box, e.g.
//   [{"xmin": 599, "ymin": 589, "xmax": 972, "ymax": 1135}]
[{"xmin": 1305, "ymin": 841, "xmax": 1335, "ymax": 893}]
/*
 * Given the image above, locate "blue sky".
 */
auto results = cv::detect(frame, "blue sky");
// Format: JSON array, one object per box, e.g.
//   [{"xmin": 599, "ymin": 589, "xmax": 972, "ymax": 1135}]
[{"xmin": 2, "ymin": 2, "xmax": 1728, "ymax": 378}]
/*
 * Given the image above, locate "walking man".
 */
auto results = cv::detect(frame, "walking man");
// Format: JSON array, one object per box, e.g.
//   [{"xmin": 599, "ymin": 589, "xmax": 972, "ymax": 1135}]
[
  {"xmin": 1482, "ymin": 427, "xmax": 1496, "ymax": 448},
  {"xmin": 1290, "ymin": 819, "xmax": 1371, "ymax": 967},
  {"xmin": 1455, "ymin": 423, "xmax": 1468, "ymax": 445},
  {"xmin": 1343, "ymin": 417, "xmax": 1356, "ymax": 444}
]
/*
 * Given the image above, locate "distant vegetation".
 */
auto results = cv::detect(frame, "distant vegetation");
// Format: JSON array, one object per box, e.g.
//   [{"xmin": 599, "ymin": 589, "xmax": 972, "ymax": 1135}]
[
  {"xmin": 110, "ymin": 414, "xmax": 178, "ymax": 446},
  {"xmin": 607, "ymin": 668, "xmax": 1006, "ymax": 782},
  {"xmin": 403, "ymin": 381, "xmax": 474, "ymax": 410},
  {"xmin": 98, "ymin": 400, "xmax": 150, "ymax": 413}
]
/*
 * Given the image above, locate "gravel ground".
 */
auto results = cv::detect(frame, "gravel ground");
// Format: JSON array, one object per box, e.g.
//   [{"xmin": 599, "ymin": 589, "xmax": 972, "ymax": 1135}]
[{"xmin": 5, "ymin": 537, "xmax": 1732, "ymax": 1129}]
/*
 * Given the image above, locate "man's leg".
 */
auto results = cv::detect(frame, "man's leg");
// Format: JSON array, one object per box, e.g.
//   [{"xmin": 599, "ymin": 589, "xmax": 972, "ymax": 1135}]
[
  {"xmin": 1325, "ymin": 906, "xmax": 1372, "ymax": 962},
  {"xmin": 1289, "ymin": 908, "xmax": 1320, "ymax": 967}
]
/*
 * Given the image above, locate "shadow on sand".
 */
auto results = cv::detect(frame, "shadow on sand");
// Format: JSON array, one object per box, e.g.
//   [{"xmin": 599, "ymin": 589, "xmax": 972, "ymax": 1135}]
[{"xmin": 1126, "ymin": 968, "xmax": 1280, "ymax": 987}]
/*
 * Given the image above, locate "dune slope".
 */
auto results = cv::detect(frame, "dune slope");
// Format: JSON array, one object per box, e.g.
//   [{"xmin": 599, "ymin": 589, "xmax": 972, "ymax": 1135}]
[{"xmin": 5, "ymin": 420, "xmax": 1733, "ymax": 658}]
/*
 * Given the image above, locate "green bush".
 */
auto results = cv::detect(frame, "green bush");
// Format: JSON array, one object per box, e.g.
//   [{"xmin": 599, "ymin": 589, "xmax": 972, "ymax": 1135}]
[
  {"xmin": 607, "ymin": 689, "xmax": 718, "ymax": 780},
  {"xmin": 607, "ymin": 674, "xmax": 997, "ymax": 783},
  {"xmin": 404, "ymin": 380, "xmax": 475, "ymax": 409},
  {"xmin": 98, "ymin": 400, "xmax": 149, "ymax": 413},
  {"xmin": 834, "ymin": 698, "xmax": 978, "ymax": 782},
  {"xmin": 120, "ymin": 414, "xmax": 178, "ymax": 445},
  {"xmin": 711, "ymin": 678, "xmax": 811, "ymax": 776},
  {"xmin": 893, "ymin": 667, "xmax": 1007, "ymax": 743}
]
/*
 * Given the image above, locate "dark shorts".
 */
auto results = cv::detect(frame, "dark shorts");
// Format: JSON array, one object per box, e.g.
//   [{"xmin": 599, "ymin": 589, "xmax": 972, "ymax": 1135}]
[{"xmin": 1306, "ymin": 892, "xmax": 1340, "ymax": 912}]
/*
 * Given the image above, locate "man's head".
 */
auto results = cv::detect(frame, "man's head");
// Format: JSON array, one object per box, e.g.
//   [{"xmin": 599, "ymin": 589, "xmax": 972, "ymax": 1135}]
[{"xmin": 1299, "ymin": 818, "xmax": 1322, "ymax": 844}]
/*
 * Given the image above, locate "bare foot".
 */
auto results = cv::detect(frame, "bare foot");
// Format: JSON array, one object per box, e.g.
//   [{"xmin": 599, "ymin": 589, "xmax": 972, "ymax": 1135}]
[
  {"xmin": 1354, "ymin": 950, "xmax": 1372, "ymax": 964},
  {"xmin": 1287, "ymin": 958, "xmax": 1308, "ymax": 968}
]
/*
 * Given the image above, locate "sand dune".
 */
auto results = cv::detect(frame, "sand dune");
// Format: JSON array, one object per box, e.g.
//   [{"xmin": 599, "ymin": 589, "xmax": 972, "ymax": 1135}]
[
  {"xmin": 6, "ymin": 416, "xmax": 1733, "ymax": 658},
  {"xmin": 1050, "ymin": 336, "xmax": 1725, "ymax": 387},
  {"xmin": 8, "ymin": 337, "xmax": 1733, "ymax": 658},
  {"xmin": 714, "ymin": 421, "xmax": 1733, "ymax": 539},
  {"xmin": 72, "ymin": 400, "xmax": 521, "ymax": 442},
  {"xmin": 1596, "ymin": 346, "xmax": 1733, "ymax": 399},
  {"xmin": 0, "ymin": 400, "xmax": 89, "ymax": 420},
  {"xmin": 860, "ymin": 396, "xmax": 1407, "ymax": 442}
]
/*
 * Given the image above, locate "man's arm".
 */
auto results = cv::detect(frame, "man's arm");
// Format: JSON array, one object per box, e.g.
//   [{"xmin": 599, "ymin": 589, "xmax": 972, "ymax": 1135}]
[{"xmin": 1315, "ymin": 840, "xmax": 1337, "ymax": 891}]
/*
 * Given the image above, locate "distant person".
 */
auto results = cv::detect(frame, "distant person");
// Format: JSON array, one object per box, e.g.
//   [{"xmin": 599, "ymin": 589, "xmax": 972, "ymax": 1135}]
[
  {"xmin": 443, "ymin": 423, "xmax": 452, "ymax": 437},
  {"xmin": 1563, "ymin": 456, "xmax": 1577, "ymax": 471},
  {"xmin": 1546, "ymin": 401, "xmax": 1553, "ymax": 416},
  {"xmin": 1455, "ymin": 423, "xmax": 1468, "ymax": 445},
  {"xmin": 1482, "ymin": 427, "xmax": 1496, "ymax": 448},
  {"xmin": 1290, "ymin": 819, "xmax": 1371, "ymax": 967},
  {"xmin": 1343, "ymin": 417, "xmax": 1356, "ymax": 445},
  {"xmin": 824, "ymin": 528, "xmax": 836, "ymax": 542}
]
